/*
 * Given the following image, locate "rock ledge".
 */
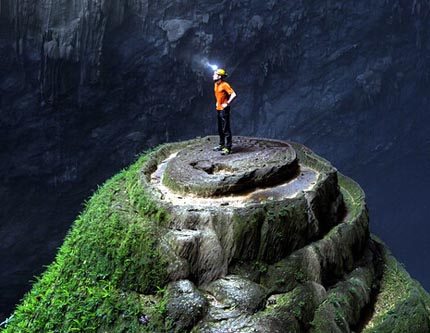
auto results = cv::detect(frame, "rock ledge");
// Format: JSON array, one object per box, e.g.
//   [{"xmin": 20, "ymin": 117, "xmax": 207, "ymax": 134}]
[{"xmin": 162, "ymin": 137, "xmax": 299, "ymax": 197}]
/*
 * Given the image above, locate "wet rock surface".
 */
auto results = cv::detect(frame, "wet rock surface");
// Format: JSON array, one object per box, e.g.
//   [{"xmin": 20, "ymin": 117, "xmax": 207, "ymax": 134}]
[
  {"xmin": 142, "ymin": 137, "xmax": 347, "ymax": 286},
  {"xmin": 135, "ymin": 137, "xmax": 430, "ymax": 332},
  {"xmin": 162, "ymin": 137, "xmax": 298, "ymax": 197},
  {"xmin": 203, "ymin": 276, "xmax": 267, "ymax": 313},
  {"xmin": 165, "ymin": 280, "xmax": 209, "ymax": 331},
  {"xmin": 130, "ymin": 137, "xmax": 427, "ymax": 332}
]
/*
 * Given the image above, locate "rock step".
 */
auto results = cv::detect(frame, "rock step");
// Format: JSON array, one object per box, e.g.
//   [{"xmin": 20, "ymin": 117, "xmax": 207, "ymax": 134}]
[
  {"xmin": 361, "ymin": 243, "xmax": 430, "ymax": 333},
  {"xmin": 310, "ymin": 252, "xmax": 376, "ymax": 332},
  {"xmin": 163, "ymin": 172, "xmax": 378, "ymax": 332},
  {"xmin": 143, "ymin": 138, "xmax": 430, "ymax": 332},
  {"xmin": 261, "ymin": 174, "xmax": 369, "ymax": 293},
  {"xmin": 142, "ymin": 137, "xmax": 427, "ymax": 333},
  {"xmin": 144, "ymin": 137, "xmax": 347, "ymax": 285},
  {"xmin": 145, "ymin": 139, "xmax": 367, "ymax": 282},
  {"xmin": 162, "ymin": 136, "xmax": 299, "ymax": 197}
]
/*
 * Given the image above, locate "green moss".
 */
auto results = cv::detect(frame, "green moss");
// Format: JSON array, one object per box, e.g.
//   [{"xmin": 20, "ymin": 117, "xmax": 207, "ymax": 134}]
[
  {"xmin": 252, "ymin": 261, "xmax": 268, "ymax": 274},
  {"xmin": 2, "ymin": 153, "xmax": 170, "ymax": 333},
  {"xmin": 260, "ymin": 282, "xmax": 326, "ymax": 332},
  {"xmin": 4, "ymin": 138, "xmax": 430, "ymax": 333},
  {"xmin": 261, "ymin": 251, "xmax": 314, "ymax": 294},
  {"xmin": 338, "ymin": 174, "xmax": 366, "ymax": 222},
  {"xmin": 289, "ymin": 142, "xmax": 334, "ymax": 173},
  {"xmin": 258, "ymin": 198, "xmax": 311, "ymax": 264},
  {"xmin": 312, "ymin": 265, "xmax": 374, "ymax": 331},
  {"xmin": 275, "ymin": 287, "xmax": 310, "ymax": 320},
  {"xmin": 362, "ymin": 247, "xmax": 430, "ymax": 333},
  {"xmin": 231, "ymin": 208, "xmax": 266, "ymax": 261}
]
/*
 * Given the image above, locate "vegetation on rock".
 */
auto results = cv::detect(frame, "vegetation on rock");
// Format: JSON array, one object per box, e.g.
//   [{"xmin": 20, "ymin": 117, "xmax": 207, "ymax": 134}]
[
  {"xmin": 1, "ymin": 152, "xmax": 170, "ymax": 332},
  {"xmin": 2, "ymin": 138, "xmax": 429, "ymax": 333}
]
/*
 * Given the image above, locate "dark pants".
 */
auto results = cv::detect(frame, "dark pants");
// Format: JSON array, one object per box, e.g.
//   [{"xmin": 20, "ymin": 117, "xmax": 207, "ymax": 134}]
[{"xmin": 217, "ymin": 107, "xmax": 232, "ymax": 149}]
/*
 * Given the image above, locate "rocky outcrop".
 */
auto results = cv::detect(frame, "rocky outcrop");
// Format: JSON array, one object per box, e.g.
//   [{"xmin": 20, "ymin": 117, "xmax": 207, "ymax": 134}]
[
  {"xmin": 144, "ymin": 137, "xmax": 345, "ymax": 284},
  {"xmin": 165, "ymin": 280, "xmax": 208, "ymax": 332},
  {"xmin": 162, "ymin": 138, "xmax": 298, "ymax": 197},
  {"xmin": 146, "ymin": 137, "xmax": 430, "ymax": 332},
  {"xmin": 2, "ymin": 137, "xmax": 429, "ymax": 332},
  {"xmin": 2, "ymin": 0, "xmax": 430, "ymax": 321}
]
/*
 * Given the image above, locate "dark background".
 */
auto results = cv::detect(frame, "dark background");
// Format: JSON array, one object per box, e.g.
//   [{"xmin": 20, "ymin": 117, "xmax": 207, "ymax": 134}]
[{"xmin": 1, "ymin": 0, "xmax": 430, "ymax": 321}]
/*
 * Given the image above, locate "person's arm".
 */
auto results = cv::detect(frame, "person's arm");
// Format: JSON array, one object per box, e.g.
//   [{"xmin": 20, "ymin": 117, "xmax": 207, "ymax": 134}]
[
  {"xmin": 221, "ymin": 83, "xmax": 237, "ymax": 108},
  {"xmin": 226, "ymin": 91, "xmax": 237, "ymax": 105},
  {"xmin": 221, "ymin": 92, "xmax": 236, "ymax": 109}
]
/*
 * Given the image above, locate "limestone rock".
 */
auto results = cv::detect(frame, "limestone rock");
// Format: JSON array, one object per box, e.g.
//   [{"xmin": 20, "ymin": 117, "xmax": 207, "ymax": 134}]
[
  {"xmin": 140, "ymin": 137, "xmax": 430, "ymax": 332},
  {"xmin": 159, "ymin": 19, "xmax": 193, "ymax": 42},
  {"xmin": 3, "ymin": 137, "xmax": 430, "ymax": 333},
  {"xmin": 162, "ymin": 137, "xmax": 298, "ymax": 197},
  {"xmin": 143, "ymin": 137, "xmax": 346, "ymax": 286},
  {"xmin": 203, "ymin": 275, "xmax": 267, "ymax": 312},
  {"xmin": 165, "ymin": 280, "xmax": 208, "ymax": 331},
  {"xmin": 3, "ymin": 1, "xmax": 430, "ymax": 319}
]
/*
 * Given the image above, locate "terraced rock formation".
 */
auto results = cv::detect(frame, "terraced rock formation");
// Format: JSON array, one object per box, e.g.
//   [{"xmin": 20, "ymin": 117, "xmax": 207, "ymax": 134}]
[
  {"xmin": 2, "ymin": 0, "xmax": 430, "ymax": 319},
  {"xmin": 142, "ymin": 136, "xmax": 430, "ymax": 332},
  {"xmin": 2, "ymin": 137, "xmax": 429, "ymax": 333}
]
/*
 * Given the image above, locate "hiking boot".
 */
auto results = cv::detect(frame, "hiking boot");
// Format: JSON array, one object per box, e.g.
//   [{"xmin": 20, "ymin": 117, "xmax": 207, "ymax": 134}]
[
  {"xmin": 213, "ymin": 144, "xmax": 224, "ymax": 151},
  {"xmin": 221, "ymin": 148, "xmax": 232, "ymax": 155}
]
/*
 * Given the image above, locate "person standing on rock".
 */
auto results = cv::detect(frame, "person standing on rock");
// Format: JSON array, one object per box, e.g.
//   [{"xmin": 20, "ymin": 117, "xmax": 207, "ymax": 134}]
[{"xmin": 212, "ymin": 68, "xmax": 237, "ymax": 155}]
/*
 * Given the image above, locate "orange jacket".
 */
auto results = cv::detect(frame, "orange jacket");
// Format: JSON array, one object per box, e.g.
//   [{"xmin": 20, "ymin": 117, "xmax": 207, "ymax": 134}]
[{"xmin": 214, "ymin": 81, "xmax": 235, "ymax": 111}]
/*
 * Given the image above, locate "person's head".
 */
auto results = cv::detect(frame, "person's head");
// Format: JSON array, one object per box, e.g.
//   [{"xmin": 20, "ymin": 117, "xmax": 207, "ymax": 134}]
[{"xmin": 213, "ymin": 68, "xmax": 228, "ymax": 82}]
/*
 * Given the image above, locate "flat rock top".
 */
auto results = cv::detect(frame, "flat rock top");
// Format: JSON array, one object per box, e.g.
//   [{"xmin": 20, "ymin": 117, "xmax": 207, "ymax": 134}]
[{"xmin": 162, "ymin": 137, "xmax": 299, "ymax": 197}]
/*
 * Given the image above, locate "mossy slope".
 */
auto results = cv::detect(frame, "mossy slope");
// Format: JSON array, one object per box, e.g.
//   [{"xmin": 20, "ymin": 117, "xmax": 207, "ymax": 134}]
[
  {"xmin": 1, "ymin": 153, "xmax": 170, "ymax": 333},
  {"xmin": 362, "ymin": 241, "xmax": 430, "ymax": 333}
]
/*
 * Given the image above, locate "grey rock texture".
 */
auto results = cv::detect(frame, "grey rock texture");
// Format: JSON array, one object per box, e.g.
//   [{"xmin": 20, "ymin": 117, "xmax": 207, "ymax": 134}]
[
  {"xmin": 1, "ymin": 137, "xmax": 429, "ymax": 332},
  {"xmin": 165, "ymin": 280, "xmax": 208, "ymax": 332},
  {"xmin": 1, "ymin": 0, "xmax": 430, "ymax": 320},
  {"xmin": 162, "ymin": 137, "xmax": 298, "ymax": 197},
  {"xmin": 139, "ymin": 137, "xmax": 430, "ymax": 332},
  {"xmin": 143, "ymin": 137, "xmax": 346, "ymax": 285},
  {"xmin": 203, "ymin": 276, "xmax": 267, "ymax": 312}
]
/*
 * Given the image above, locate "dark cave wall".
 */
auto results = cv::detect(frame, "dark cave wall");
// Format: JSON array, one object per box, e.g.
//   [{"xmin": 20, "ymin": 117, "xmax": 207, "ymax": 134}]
[{"xmin": 1, "ymin": 0, "xmax": 430, "ymax": 320}]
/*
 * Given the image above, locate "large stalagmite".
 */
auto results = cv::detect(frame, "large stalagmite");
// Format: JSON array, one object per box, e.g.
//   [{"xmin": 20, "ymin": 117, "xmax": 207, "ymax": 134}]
[
  {"xmin": 139, "ymin": 137, "xmax": 365, "ymax": 331},
  {"xmin": 2, "ymin": 137, "xmax": 430, "ymax": 332},
  {"xmin": 2, "ymin": 0, "xmax": 430, "ymax": 320}
]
